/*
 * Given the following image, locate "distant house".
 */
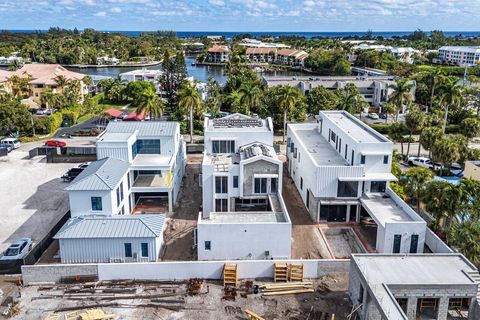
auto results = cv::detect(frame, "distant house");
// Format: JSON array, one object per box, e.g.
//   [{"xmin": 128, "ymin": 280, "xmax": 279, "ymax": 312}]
[
  {"xmin": 96, "ymin": 55, "xmax": 120, "ymax": 65},
  {"xmin": 275, "ymin": 49, "xmax": 308, "ymax": 67},
  {"xmin": 119, "ymin": 69, "xmax": 162, "ymax": 83},
  {"xmin": 123, "ymin": 110, "xmax": 146, "ymax": 121},
  {"xmin": 54, "ymin": 214, "xmax": 165, "ymax": 263},
  {"xmin": 206, "ymin": 45, "xmax": 230, "ymax": 63},
  {"xmin": 438, "ymin": 46, "xmax": 480, "ymax": 66},
  {"xmin": 351, "ymin": 44, "xmax": 418, "ymax": 64},
  {"xmin": 245, "ymin": 47, "xmax": 277, "ymax": 64},
  {"xmin": 9, "ymin": 64, "xmax": 88, "ymax": 106},
  {"xmin": 0, "ymin": 70, "xmax": 12, "ymax": 93}
]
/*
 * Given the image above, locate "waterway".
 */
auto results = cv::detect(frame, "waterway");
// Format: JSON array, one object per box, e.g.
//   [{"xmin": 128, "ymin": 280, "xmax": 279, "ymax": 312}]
[{"xmin": 65, "ymin": 55, "xmax": 308, "ymax": 84}]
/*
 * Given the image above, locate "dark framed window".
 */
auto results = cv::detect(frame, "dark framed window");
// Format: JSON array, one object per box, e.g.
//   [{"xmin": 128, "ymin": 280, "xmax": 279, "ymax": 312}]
[
  {"xmin": 271, "ymin": 178, "xmax": 278, "ymax": 193},
  {"xmin": 131, "ymin": 141, "xmax": 138, "ymax": 159},
  {"xmin": 351, "ymin": 150, "xmax": 355, "ymax": 166},
  {"xmin": 337, "ymin": 181, "xmax": 359, "ymax": 197},
  {"xmin": 371, "ymin": 181, "xmax": 386, "ymax": 193},
  {"xmin": 205, "ymin": 241, "xmax": 211, "ymax": 250},
  {"xmin": 212, "ymin": 140, "xmax": 235, "ymax": 153},
  {"xmin": 124, "ymin": 243, "xmax": 132, "ymax": 257},
  {"xmin": 141, "ymin": 243, "xmax": 149, "ymax": 257},
  {"xmin": 300, "ymin": 177, "xmax": 303, "ymax": 190},
  {"xmin": 215, "ymin": 176, "xmax": 228, "ymax": 193},
  {"xmin": 290, "ymin": 142, "xmax": 295, "ymax": 153},
  {"xmin": 233, "ymin": 176, "xmax": 239, "ymax": 188},
  {"xmin": 136, "ymin": 139, "xmax": 160, "ymax": 155},
  {"xmin": 331, "ymin": 131, "xmax": 336, "ymax": 142},
  {"xmin": 393, "ymin": 235, "xmax": 401, "ymax": 253},
  {"xmin": 287, "ymin": 137, "xmax": 291, "ymax": 148},
  {"xmin": 116, "ymin": 187, "xmax": 121, "ymax": 206},
  {"xmin": 91, "ymin": 197, "xmax": 102, "ymax": 211},
  {"xmin": 254, "ymin": 178, "xmax": 267, "ymax": 194},
  {"xmin": 410, "ymin": 234, "xmax": 419, "ymax": 253},
  {"xmin": 360, "ymin": 155, "xmax": 366, "ymax": 164},
  {"xmin": 383, "ymin": 155, "xmax": 389, "ymax": 164},
  {"xmin": 127, "ymin": 174, "xmax": 131, "ymax": 190},
  {"xmin": 345, "ymin": 144, "xmax": 348, "ymax": 159},
  {"xmin": 215, "ymin": 199, "xmax": 228, "ymax": 212}
]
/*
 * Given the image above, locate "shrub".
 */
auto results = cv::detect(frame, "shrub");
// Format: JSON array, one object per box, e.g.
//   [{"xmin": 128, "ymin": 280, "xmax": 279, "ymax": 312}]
[
  {"xmin": 61, "ymin": 110, "xmax": 80, "ymax": 126},
  {"xmin": 445, "ymin": 124, "xmax": 460, "ymax": 134}
]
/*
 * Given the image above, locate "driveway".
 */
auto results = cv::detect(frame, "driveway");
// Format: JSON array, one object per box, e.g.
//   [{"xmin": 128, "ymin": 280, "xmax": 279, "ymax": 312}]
[{"xmin": 54, "ymin": 116, "xmax": 108, "ymax": 138}]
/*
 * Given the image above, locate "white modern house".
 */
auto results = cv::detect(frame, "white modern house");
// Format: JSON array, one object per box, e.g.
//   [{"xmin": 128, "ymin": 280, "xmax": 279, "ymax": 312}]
[
  {"xmin": 287, "ymin": 111, "xmax": 426, "ymax": 254},
  {"xmin": 438, "ymin": 46, "xmax": 480, "ymax": 66},
  {"xmin": 351, "ymin": 44, "xmax": 418, "ymax": 63},
  {"xmin": 197, "ymin": 113, "xmax": 291, "ymax": 261},
  {"xmin": 67, "ymin": 121, "xmax": 186, "ymax": 217},
  {"xmin": 54, "ymin": 214, "xmax": 165, "ymax": 263},
  {"xmin": 119, "ymin": 69, "xmax": 162, "ymax": 83}
]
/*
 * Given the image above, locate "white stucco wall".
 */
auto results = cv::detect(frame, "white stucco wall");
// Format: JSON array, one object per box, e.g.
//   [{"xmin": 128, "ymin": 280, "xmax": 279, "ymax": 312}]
[{"xmin": 197, "ymin": 220, "xmax": 291, "ymax": 260}]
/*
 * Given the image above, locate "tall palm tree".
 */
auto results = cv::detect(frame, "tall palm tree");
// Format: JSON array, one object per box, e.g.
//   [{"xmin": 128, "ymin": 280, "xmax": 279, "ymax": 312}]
[
  {"xmin": 420, "ymin": 126, "xmax": 442, "ymax": 158},
  {"xmin": 402, "ymin": 166, "xmax": 433, "ymax": 213},
  {"xmin": 423, "ymin": 180, "xmax": 455, "ymax": 228},
  {"xmin": 276, "ymin": 85, "xmax": 299, "ymax": 143},
  {"xmin": 431, "ymin": 135, "xmax": 460, "ymax": 173},
  {"xmin": 438, "ymin": 78, "xmax": 463, "ymax": 133},
  {"xmin": 404, "ymin": 106, "xmax": 427, "ymax": 156},
  {"xmin": 426, "ymin": 69, "xmax": 446, "ymax": 113},
  {"xmin": 54, "ymin": 75, "xmax": 69, "ymax": 89},
  {"xmin": 237, "ymin": 82, "xmax": 262, "ymax": 115},
  {"xmin": 388, "ymin": 78, "xmax": 414, "ymax": 121},
  {"xmin": 135, "ymin": 87, "xmax": 164, "ymax": 120},
  {"xmin": 447, "ymin": 220, "xmax": 480, "ymax": 266},
  {"xmin": 178, "ymin": 82, "xmax": 202, "ymax": 143}
]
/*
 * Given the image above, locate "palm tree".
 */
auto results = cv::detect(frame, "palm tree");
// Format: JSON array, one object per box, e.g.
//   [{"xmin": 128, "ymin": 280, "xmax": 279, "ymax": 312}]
[
  {"xmin": 420, "ymin": 126, "xmax": 443, "ymax": 158},
  {"xmin": 402, "ymin": 166, "xmax": 433, "ymax": 212},
  {"xmin": 339, "ymin": 84, "xmax": 368, "ymax": 118},
  {"xmin": 404, "ymin": 106, "xmax": 427, "ymax": 156},
  {"xmin": 431, "ymin": 135, "xmax": 460, "ymax": 173},
  {"xmin": 41, "ymin": 90, "xmax": 56, "ymax": 109},
  {"xmin": 388, "ymin": 78, "xmax": 414, "ymax": 121},
  {"xmin": 237, "ymin": 82, "xmax": 262, "ymax": 115},
  {"xmin": 422, "ymin": 68, "xmax": 446, "ymax": 113},
  {"xmin": 438, "ymin": 78, "xmax": 463, "ymax": 133},
  {"xmin": 54, "ymin": 75, "xmax": 69, "ymax": 89},
  {"xmin": 382, "ymin": 102, "xmax": 396, "ymax": 124},
  {"xmin": 178, "ymin": 82, "xmax": 202, "ymax": 143},
  {"xmin": 135, "ymin": 87, "xmax": 164, "ymax": 120},
  {"xmin": 423, "ymin": 180, "xmax": 456, "ymax": 228},
  {"xmin": 447, "ymin": 220, "xmax": 480, "ymax": 266},
  {"xmin": 276, "ymin": 85, "xmax": 299, "ymax": 143},
  {"xmin": 224, "ymin": 90, "xmax": 247, "ymax": 114}
]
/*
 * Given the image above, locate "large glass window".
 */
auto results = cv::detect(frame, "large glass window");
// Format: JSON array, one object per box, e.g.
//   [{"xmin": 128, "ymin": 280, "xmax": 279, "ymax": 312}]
[
  {"xmin": 233, "ymin": 176, "xmax": 239, "ymax": 188},
  {"xmin": 254, "ymin": 178, "xmax": 267, "ymax": 194},
  {"xmin": 215, "ymin": 176, "xmax": 228, "ymax": 193},
  {"xmin": 91, "ymin": 197, "xmax": 102, "ymax": 211},
  {"xmin": 212, "ymin": 140, "xmax": 235, "ymax": 153},
  {"xmin": 133, "ymin": 139, "xmax": 160, "ymax": 155},
  {"xmin": 337, "ymin": 181, "xmax": 359, "ymax": 197},
  {"xmin": 215, "ymin": 199, "xmax": 228, "ymax": 212},
  {"xmin": 320, "ymin": 205, "xmax": 348, "ymax": 221},
  {"xmin": 124, "ymin": 243, "xmax": 132, "ymax": 257},
  {"xmin": 141, "ymin": 243, "xmax": 149, "ymax": 257}
]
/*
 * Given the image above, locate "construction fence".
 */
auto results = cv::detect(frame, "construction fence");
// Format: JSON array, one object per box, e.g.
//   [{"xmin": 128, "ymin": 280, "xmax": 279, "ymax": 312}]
[{"xmin": 22, "ymin": 259, "xmax": 350, "ymax": 285}]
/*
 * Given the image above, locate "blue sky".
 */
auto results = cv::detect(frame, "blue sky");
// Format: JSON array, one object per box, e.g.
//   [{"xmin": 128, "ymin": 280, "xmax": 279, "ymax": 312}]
[{"xmin": 2, "ymin": 0, "xmax": 480, "ymax": 32}]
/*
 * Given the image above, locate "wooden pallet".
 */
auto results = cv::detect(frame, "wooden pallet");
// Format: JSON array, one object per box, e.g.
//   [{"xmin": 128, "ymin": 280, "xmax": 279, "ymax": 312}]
[
  {"xmin": 223, "ymin": 263, "xmax": 238, "ymax": 287},
  {"xmin": 274, "ymin": 263, "xmax": 288, "ymax": 282},
  {"xmin": 289, "ymin": 263, "xmax": 304, "ymax": 282},
  {"xmin": 245, "ymin": 309, "xmax": 265, "ymax": 320}
]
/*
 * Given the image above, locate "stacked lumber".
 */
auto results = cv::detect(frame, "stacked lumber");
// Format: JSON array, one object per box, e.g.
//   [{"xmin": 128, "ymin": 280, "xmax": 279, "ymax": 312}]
[
  {"xmin": 274, "ymin": 263, "xmax": 288, "ymax": 282},
  {"xmin": 260, "ymin": 282, "xmax": 314, "ymax": 296},
  {"xmin": 223, "ymin": 263, "xmax": 238, "ymax": 287},
  {"xmin": 245, "ymin": 309, "xmax": 265, "ymax": 320}
]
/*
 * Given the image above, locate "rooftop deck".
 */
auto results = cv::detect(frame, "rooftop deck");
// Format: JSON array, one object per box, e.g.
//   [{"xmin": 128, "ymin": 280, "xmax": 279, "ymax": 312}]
[
  {"xmin": 291, "ymin": 124, "xmax": 348, "ymax": 166},
  {"xmin": 360, "ymin": 193, "xmax": 415, "ymax": 227},
  {"xmin": 133, "ymin": 174, "xmax": 170, "ymax": 189},
  {"xmin": 132, "ymin": 154, "xmax": 173, "ymax": 168},
  {"xmin": 203, "ymin": 212, "xmax": 286, "ymax": 223}
]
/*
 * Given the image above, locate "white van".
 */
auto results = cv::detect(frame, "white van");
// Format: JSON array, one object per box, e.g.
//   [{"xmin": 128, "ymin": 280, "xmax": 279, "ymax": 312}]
[{"xmin": 1, "ymin": 138, "xmax": 21, "ymax": 149}]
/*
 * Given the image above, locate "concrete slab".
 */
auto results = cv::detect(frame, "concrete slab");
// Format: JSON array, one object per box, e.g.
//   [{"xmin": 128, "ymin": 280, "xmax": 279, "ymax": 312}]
[{"xmin": 0, "ymin": 140, "xmax": 91, "ymax": 252}]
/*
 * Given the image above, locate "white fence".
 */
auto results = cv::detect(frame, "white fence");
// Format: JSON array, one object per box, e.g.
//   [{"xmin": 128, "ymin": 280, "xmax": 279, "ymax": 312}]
[{"xmin": 22, "ymin": 259, "xmax": 350, "ymax": 285}]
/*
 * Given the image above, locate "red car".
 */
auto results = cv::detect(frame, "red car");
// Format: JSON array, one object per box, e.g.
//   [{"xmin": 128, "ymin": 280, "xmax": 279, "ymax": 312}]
[{"xmin": 44, "ymin": 140, "xmax": 66, "ymax": 147}]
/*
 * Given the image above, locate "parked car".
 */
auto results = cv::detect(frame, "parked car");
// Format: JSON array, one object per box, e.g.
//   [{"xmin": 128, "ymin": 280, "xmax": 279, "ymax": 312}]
[
  {"xmin": 35, "ymin": 109, "xmax": 48, "ymax": 115},
  {"xmin": 0, "ymin": 143, "xmax": 13, "ymax": 152},
  {"xmin": 407, "ymin": 156, "xmax": 438, "ymax": 169},
  {"xmin": 1, "ymin": 137, "xmax": 21, "ymax": 149},
  {"xmin": 45, "ymin": 109, "xmax": 58, "ymax": 115},
  {"xmin": 379, "ymin": 113, "xmax": 387, "ymax": 119},
  {"xmin": 367, "ymin": 113, "xmax": 380, "ymax": 120},
  {"xmin": 0, "ymin": 238, "xmax": 32, "ymax": 261},
  {"xmin": 44, "ymin": 140, "xmax": 66, "ymax": 147}
]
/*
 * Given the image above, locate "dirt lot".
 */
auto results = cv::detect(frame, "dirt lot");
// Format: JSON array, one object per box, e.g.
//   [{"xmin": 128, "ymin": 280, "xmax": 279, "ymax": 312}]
[
  {"xmin": 282, "ymin": 171, "xmax": 327, "ymax": 260},
  {"xmin": 10, "ymin": 273, "xmax": 352, "ymax": 320},
  {"xmin": 161, "ymin": 154, "xmax": 203, "ymax": 261}
]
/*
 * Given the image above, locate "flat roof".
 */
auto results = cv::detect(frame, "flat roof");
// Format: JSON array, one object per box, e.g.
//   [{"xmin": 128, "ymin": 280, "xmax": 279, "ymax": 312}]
[
  {"xmin": 205, "ymin": 113, "xmax": 272, "ymax": 133},
  {"xmin": 204, "ymin": 212, "xmax": 286, "ymax": 223},
  {"xmin": 321, "ymin": 111, "xmax": 387, "ymax": 143},
  {"xmin": 98, "ymin": 132, "xmax": 134, "ymax": 142},
  {"xmin": 360, "ymin": 193, "xmax": 415, "ymax": 227},
  {"xmin": 353, "ymin": 254, "xmax": 477, "ymax": 286},
  {"xmin": 289, "ymin": 123, "xmax": 347, "ymax": 167},
  {"xmin": 132, "ymin": 154, "xmax": 173, "ymax": 168}
]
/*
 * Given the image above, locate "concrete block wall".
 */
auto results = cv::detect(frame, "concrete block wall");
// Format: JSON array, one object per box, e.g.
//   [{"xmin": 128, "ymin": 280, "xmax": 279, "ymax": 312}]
[
  {"xmin": 22, "ymin": 259, "xmax": 350, "ymax": 285},
  {"xmin": 22, "ymin": 264, "xmax": 98, "ymax": 285}
]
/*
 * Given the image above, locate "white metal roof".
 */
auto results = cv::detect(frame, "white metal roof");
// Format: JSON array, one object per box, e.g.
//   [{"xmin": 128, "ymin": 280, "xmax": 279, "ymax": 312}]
[
  {"xmin": 54, "ymin": 214, "xmax": 165, "ymax": 239},
  {"xmin": 439, "ymin": 46, "xmax": 480, "ymax": 53},
  {"xmin": 105, "ymin": 121, "xmax": 179, "ymax": 137},
  {"xmin": 65, "ymin": 157, "xmax": 130, "ymax": 191}
]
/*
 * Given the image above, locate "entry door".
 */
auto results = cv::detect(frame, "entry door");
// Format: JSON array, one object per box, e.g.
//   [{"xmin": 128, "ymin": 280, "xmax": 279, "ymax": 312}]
[
  {"xmin": 410, "ymin": 234, "xmax": 419, "ymax": 253},
  {"xmin": 306, "ymin": 189, "xmax": 310, "ymax": 208},
  {"xmin": 393, "ymin": 235, "xmax": 402, "ymax": 253}
]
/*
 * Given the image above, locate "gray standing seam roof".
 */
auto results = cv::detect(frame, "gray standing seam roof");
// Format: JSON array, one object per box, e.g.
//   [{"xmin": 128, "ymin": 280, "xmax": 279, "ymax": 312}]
[
  {"xmin": 54, "ymin": 214, "xmax": 166, "ymax": 239},
  {"xmin": 105, "ymin": 121, "xmax": 179, "ymax": 137},
  {"xmin": 65, "ymin": 158, "xmax": 130, "ymax": 191}
]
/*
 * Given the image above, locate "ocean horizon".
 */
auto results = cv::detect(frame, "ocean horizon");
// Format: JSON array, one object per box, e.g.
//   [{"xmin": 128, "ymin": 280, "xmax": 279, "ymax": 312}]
[{"xmin": 4, "ymin": 30, "xmax": 480, "ymax": 39}]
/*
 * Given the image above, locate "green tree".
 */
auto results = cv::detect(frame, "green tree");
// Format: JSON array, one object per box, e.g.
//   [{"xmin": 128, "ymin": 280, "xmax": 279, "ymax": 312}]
[
  {"xmin": 388, "ymin": 78, "xmax": 414, "ymax": 121},
  {"xmin": 135, "ymin": 87, "xmax": 164, "ymax": 120},
  {"xmin": 306, "ymin": 86, "xmax": 341, "ymax": 114},
  {"xmin": 438, "ymin": 77, "xmax": 463, "ymax": 133},
  {"xmin": 276, "ymin": 85, "xmax": 300, "ymax": 142},
  {"xmin": 460, "ymin": 117, "xmax": 480, "ymax": 139},
  {"xmin": 404, "ymin": 106, "xmax": 427, "ymax": 156},
  {"xmin": 402, "ymin": 166, "xmax": 433, "ymax": 212},
  {"xmin": 447, "ymin": 220, "xmax": 480, "ymax": 266},
  {"xmin": 126, "ymin": 81, "xmax": 155, "ymax": 102},
  {"xmin": 388, "ymin": 122, "xmax": 407, "ymax": 155},
  {"xmin": 237, "ymin": 82, "xmax": 262, "ymax": 115},
  {"xmin": 423, "ymin": 180, "xmax": 457, "ymax": 228},
  {"xmin": 382, "ymin": 102, "xmax": 396, "ymax": 124},
  {"xmin": 431, "ymin": 134, "xmax": 461, "ymax": 172},
  {"xmin": 178, "ymin": 82, "xmax": 202, "ymax": 143},
  {"xmin": 420, "ymin": 126, "xmax": 443, "ymax": 158},
  {"xmin": 339, "ymin": 84, "xmax": 367, "ymax": 117}
]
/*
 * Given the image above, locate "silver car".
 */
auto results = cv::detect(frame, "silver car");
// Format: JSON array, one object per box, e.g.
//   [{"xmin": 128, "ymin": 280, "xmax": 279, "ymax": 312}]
[{"xmin": 0, "ymin": 238, "xmax": 32, "ymax": 260}]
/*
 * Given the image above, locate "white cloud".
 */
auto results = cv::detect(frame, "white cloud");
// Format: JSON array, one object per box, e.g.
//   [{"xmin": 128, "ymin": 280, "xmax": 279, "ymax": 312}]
[
  {"xmin": 93, "ymin": 11, "xmax": 106, "ymax": 16},
  {"xmin": 209, "ymin": 0, "xmax": 225, "ymax": 6},
  {"xmin": 110, "ymin": 7, "xmax": 122, "ymax": 13}
]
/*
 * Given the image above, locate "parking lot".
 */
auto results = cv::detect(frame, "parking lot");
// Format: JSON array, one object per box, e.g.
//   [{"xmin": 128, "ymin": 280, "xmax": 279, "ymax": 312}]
[{"xmin": 0, "ymin": 138, "xmax": 95, "ymax": 253}]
